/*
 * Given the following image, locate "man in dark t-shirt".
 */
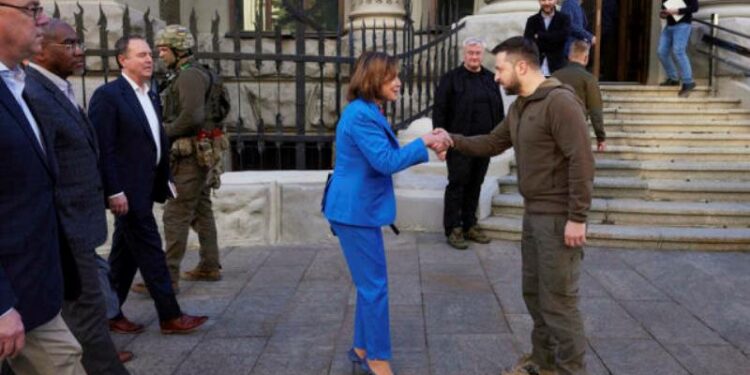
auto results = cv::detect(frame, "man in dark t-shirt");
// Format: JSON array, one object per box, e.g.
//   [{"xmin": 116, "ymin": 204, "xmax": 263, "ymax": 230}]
[{"xmin": 433, "ymin": 37, "xmax": 505, "ymax": 250}]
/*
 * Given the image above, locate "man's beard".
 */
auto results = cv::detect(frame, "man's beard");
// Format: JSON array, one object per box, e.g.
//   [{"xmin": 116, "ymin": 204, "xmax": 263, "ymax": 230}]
[{"xmin": 503, "ymin": 75, "xmax": 521, "ymax": 96}]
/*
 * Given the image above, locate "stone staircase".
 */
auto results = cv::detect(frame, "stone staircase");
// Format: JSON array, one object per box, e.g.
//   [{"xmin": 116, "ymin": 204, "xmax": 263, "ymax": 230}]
[{"xmin": 480, "ymin": 85, "xmax": 750, "ymax": 251}]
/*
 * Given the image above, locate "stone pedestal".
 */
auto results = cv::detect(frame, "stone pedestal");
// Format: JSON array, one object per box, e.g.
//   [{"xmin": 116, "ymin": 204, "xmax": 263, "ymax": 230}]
[{"xmin": 349, "ymin": 0, "xmax": 407, "ymax": 28}]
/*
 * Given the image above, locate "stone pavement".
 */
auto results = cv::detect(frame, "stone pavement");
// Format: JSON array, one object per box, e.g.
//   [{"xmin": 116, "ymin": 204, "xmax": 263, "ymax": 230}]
[{"xmin": 114, "ymin": 233, "xmax": 750, "ymax": 375}]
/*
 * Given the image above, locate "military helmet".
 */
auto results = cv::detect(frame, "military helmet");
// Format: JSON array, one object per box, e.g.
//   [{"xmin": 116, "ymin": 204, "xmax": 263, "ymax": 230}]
[{"xmin": 155, "ymin": 24, "xmax": 195, "ymax": 50}]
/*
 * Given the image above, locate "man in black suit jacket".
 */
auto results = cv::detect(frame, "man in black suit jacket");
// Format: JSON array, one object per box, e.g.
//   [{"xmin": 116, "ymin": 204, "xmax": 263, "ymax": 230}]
[
  {"xmin": 0, "ymin": 2, "xmax": 85, "ymax": 373},
  {"xmin": 524, "ymin": 0, "xmax": 571, "ymax": 75},
  {"xmin": 88, "ymin": 35, "xmax": 207, "ymax": 334},
  {"xmin": 25, "ymin": 19, "xmax": 132, "ymax": 373}
]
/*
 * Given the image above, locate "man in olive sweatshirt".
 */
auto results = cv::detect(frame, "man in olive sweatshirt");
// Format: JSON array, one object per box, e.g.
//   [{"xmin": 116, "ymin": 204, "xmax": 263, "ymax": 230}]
[
  {"xmin": 553, "ymin": 40, "xmax": 606, "ymax": 152},
  {"xmin": 435, "ymin": 36, "xmax": 594, "ymax": 375}
]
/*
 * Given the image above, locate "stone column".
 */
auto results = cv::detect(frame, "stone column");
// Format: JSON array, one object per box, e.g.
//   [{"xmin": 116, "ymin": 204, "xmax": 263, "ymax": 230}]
[
  {"xmin": 348, "ymin": 0, "xmax": 407, "ymax": 28},
  {"xmin": 457, "ymin": 0, "xmax": 538, "ymax": 66}
]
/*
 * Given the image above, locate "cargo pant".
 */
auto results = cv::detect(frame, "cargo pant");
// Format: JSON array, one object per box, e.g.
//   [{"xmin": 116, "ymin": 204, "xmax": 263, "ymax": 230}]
[
  {"xmin": 522, "ymin": 213, "xmax": 588, "ymax": 375},
  {"xmin": 163, "ymin": 156, "xmax": 220, "ymax": 282}
]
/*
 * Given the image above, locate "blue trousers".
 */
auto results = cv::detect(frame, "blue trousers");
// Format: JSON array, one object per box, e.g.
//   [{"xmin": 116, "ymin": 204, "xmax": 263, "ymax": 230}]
[
  {"xmin": 658, "ymin": 22, "xmax": 694, "ymax": 84},
  {"xmin": 330, "ymin": 221, "xmax": 392, "ymax": 360}
]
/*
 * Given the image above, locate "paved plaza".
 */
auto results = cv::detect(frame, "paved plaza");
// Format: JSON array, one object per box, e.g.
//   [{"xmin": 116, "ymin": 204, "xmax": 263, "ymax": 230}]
[{"xmin": 114, "ymin": 233, "xmax": 750, "ymax": 375}]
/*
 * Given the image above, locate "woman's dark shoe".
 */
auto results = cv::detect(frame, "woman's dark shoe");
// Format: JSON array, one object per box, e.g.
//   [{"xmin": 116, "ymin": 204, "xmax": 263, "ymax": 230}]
[{"xmin": 348, "ymin": 348, "xmax": 365, "ymax": 373}]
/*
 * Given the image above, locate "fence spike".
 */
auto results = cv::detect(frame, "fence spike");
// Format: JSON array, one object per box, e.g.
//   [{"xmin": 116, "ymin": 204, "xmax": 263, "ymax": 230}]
[
  {"xmin": 189, "ymin": 8, "xmax": 198, "ymax": 43},
  {"xmin": 122, "ymin": 4, "xmax": 130, "ymax": 38},
  {"xmin": 361, "ymin": 20, "xmax": 366, "ymax": 53},
  {"xmin": 144, "ymin": 8, "xmax": 154, "ymax": 47},
  {"xmin": 74, "ymin": 2, "xmax": 85, "ymax": 43},
  {"xmin": 212, "ymin": 11, "xmax": 221, "ymax": 72}
]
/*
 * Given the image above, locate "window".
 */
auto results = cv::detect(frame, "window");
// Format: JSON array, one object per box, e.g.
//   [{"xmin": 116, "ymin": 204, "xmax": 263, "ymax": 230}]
[
  {"xmin": 437, "ymin": 0, "xmax": 473, "ymax": 25},
  {"xmin": 243, "ymin": 0, "xmax": 340, "ymax": 33}
]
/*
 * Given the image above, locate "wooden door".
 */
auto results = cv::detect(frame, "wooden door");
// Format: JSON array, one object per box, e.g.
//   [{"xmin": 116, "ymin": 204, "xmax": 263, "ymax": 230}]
[{"xmin": 617, "ymin": 0, "xmax": 652, "ymax": 82}]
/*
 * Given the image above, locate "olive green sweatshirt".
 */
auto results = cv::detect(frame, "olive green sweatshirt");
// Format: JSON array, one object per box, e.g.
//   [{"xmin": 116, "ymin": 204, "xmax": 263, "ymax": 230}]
[
  {"xmin": 552, "ymin": 62, "xmax": 606, "ymax": 143},
  {"xmin": 451, "ymin": 78, "xmax": 595, "ymax": 222}
]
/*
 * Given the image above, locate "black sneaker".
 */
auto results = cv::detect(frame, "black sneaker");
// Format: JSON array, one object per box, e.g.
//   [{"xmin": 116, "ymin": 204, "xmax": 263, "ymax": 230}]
[
  {"xmin": 659, "ymin": 78, "xmax": 680, "ymax": 86},
  {"xmin": 678, "ymin": 82, "xmax": 697, "ymax": 97}
]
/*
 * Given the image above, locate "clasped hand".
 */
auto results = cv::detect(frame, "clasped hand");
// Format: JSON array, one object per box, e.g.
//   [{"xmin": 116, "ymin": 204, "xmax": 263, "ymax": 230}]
[{"xmin": 421, "ymin": 128, "xmax": 452, "ymax": 160}]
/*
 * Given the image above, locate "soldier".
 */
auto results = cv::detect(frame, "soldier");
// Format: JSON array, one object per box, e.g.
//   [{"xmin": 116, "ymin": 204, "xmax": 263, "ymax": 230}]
[{"xmin": 155, "ymin": 24, "xmax": 223, "ymax": 288}]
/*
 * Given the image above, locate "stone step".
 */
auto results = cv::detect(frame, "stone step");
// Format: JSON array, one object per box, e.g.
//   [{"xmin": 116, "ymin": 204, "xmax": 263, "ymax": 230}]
[
  {"xmin": 511, "ymin": 159, "xmax": 750, "ymax": 181},
  {"xmin": 479, "ymin": 216, "xmax": 750, "ymax": 251},
  {"xmin": 604, "ymin": 119, "xmax": 750, "ymax": 133},
  {"xmin": 603, "ymin": 108, "xmax": 750, "ymax": 121},
  {"xmin": 496, "ymin": 175, "xmax": 750, "ymax": 202},
  {"xmin": 600, "ymin": 85, "xmax": 711, "ymax": 97},
  {"xmin": 601, "ymin": 131, "xmax": 750, "ymax": 147},
  {"xmin": 491, "ymin": 193, "xmax": 750, "ymax": 227},
  {"xmin": 594, "ymin": 145, "xmax": 750, "ymax": 162},
  {"xmin": 603, "ymin": 96, "xmax": 741, "ymax": 110},
  {"xmin": 591, "ymin": 159, "xmax": 750, "ymax": 180}
]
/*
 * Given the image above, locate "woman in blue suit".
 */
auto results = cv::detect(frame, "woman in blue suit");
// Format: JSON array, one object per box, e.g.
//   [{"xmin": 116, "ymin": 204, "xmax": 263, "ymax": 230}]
[{"xmin": 323, "ymin": 52, "xmax": 445, "ymax": 375}]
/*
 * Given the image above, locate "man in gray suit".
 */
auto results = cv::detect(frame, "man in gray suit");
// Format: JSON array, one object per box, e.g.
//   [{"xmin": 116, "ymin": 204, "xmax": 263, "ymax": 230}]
[{"xmin": 24, "ymin": 19, "xmax": 132, "ymax": 374}]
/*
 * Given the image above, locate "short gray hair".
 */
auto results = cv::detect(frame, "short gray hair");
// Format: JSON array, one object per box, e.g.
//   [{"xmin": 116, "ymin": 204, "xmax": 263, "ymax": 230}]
[{"xmin": 462, "ymin": 37, "xmax": 486, "ymax": 49}]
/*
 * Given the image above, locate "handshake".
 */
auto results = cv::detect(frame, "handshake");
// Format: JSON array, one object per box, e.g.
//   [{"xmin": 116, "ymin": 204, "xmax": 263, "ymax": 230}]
[{"xmin": 421, "ymin": 128, "xmax": 453, "ymax": 161}]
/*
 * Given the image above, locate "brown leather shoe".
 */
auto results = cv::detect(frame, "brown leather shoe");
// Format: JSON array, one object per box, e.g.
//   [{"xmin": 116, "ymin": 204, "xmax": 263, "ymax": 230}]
[
  {"xmin": 182, "ymin": 268, "xmax": 221, "ymax": 281},
  {"xmin": 117, "ymin": 351, "xmax": 134, "ymax": 363},
  {"xmin": 131, "ymin": 281, "xmax": 180, "ymax": 295},
  {"xmin": 160, "ymin": 314, "xmax": 208, "ymax": 334},
  {"xmin": 109, "ymin": 317, "xmax": 145, "ymax": 334}
]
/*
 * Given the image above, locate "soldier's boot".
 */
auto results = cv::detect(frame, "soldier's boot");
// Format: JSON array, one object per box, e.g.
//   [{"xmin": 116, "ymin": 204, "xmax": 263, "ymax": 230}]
[
  {"xmin": 182, "ymin": 267, "xmax": 222, "ymax": 282},
  {"xmin": 464, "ymin": 225, "xmax": 491, "ymax": 244},
  {"xmin": 501, "ymin": 354, "xmax": 559, "ymax": 375},
  {"xmin": 446, "ymin": 227, "xmax": 469, "ymax": 250}
]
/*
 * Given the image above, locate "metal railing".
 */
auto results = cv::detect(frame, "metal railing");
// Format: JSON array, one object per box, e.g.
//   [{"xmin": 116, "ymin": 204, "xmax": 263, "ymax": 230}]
[
  {"xmin": 53, "ymin": 1, "xmax": 465, "ymax": 171},
  {"xmin": 694, "ymin": 14, "xmax": 750, "ymax": 95}
]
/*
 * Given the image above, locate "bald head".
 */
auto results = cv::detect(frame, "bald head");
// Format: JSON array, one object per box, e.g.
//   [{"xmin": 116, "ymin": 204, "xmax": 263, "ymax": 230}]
[
  {"xmin": 32, "ymin": 18, "xmax": 84, "ymax": 79},
  {"xmin": 40, "ymin": 18, "xmax": 74, "ymax": 43}
]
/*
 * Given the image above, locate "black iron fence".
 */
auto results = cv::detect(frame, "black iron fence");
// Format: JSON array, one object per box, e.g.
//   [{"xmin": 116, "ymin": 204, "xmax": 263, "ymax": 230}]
[{"xmin": 53, "ymin": 0, "xmax": 465, "ymax": 170}]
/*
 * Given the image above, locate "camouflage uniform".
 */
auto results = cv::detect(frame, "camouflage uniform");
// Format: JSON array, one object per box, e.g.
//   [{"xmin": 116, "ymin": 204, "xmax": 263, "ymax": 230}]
[{"xmin": 157, "ymin": 25, "xmax": 221, "ymax": 283}]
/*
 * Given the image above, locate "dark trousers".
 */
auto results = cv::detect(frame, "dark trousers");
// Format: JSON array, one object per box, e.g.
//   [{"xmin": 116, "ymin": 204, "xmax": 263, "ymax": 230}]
[
  {"xmin": 443, "ymin": 150, "xmax": 490, "ymax": 235},
  {"xmin": 522, "ymin": 213, "xmax": 588, "ymax": 375},
  {"xmin": 110, "ymin": 207, "xmax": 181, "ymax": 322},
  {"xmin": 62, "ymin": 247, "xmax": 129, "ymax": 375}
]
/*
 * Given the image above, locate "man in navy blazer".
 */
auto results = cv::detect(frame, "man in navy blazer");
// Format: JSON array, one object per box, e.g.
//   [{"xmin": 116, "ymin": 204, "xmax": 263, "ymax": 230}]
[
  {"xmin": 25, "ymin": 18, "xmax": 133, "ymax": 373},
  {"xmin": 88, "ymin": 35, "xmax": 207, "ymax": 334},
  {"xmin": 0, "ymin": 2, "xmax": 86, "ymax": 373},
  {"xmin": 524, "ymin": 0, "xmax": 571, "ymax": 75}
]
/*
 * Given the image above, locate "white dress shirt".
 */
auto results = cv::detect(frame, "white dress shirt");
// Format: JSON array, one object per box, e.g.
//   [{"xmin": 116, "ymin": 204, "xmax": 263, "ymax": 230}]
[
  {"xmin": 121, "ymin": 72, "xmax": 162, "ymax": 165},
  {"xmin": 541, "ymin": 11, "xmax": 554, "ymax": 77},
  {"xmin": 0, "ymin": 62, "xmax": 45, "ymax": 151},
  {"xmin": 27, "ymin": 62, "xmax": 79, "ymax": 108}
]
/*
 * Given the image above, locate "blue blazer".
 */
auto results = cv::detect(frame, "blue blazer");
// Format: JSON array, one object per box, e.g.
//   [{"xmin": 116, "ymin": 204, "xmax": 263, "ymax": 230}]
[
  {"xmin": 25, "ymin": 67, "xmax": 108, "ymax": 253},
  {"xmin": 88, "ymin": 76, "xmax": 171, "ymax": 213},
  {"xmin": 323, "ymin": 99, "xmax": 428, "ymax": 227},
  {"xmin": 0, "ymin": 78, "xmax": 64, "ymax": 331}
]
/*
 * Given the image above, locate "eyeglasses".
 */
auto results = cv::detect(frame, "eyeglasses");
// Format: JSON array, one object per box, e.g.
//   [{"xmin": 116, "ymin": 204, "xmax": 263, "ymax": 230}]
[
  {"xmin": 50, "ymin": 41, "xmax": 86, "ymax": 53},
  {"xmin": 0, "ymin": 2, "xmax": 44, "ymax": 20}
]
